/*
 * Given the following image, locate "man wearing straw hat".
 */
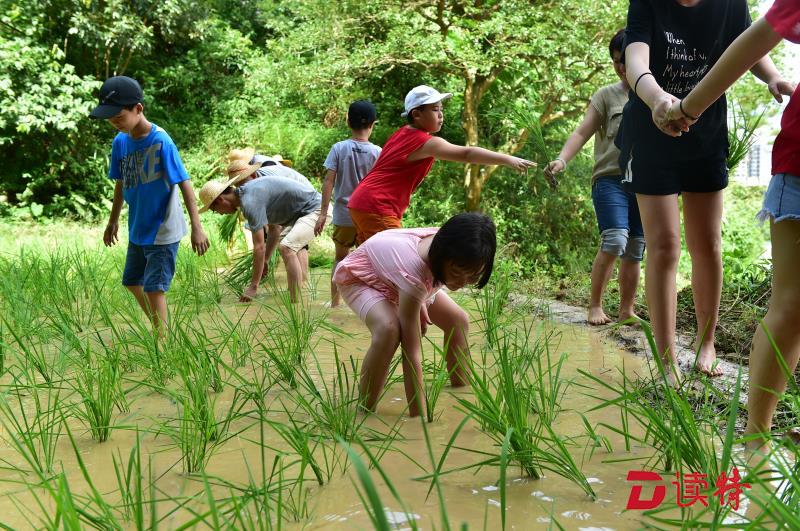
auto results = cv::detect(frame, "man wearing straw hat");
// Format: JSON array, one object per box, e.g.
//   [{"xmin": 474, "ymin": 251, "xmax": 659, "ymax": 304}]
[
  {"xmin": 226, "ymin": 152, "xmax": 315, "ymax": 282},
  {"xmin": 199, "ymin": 173, "xmax": 329, "ymax": 302}
]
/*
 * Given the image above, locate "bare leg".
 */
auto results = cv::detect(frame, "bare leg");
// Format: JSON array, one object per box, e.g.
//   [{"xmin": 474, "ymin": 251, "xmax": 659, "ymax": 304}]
[
  {"xmin": 126, "ymin": 285, "xmax": 167, "ymax": 337},
  {"xmin": 298, "ymin": 247, "xmax": 310, "ymax": 285},
  {"xmin": 359, "ymin": 301, "xmax": 401, "ymax": 411},
  {"xmin": 744, "ymin": 220, "xmax": 800, "ymax": 448},
  {"xmin": 618, "ymin": 258, "xmax": 641, "ymax": 322},
  {"xmin": 427, "ymin": 291, "xmax": 471, "ymax": 387},
  {"xmin": 589, "ymin": 249, "xmax": 616, "ymax": 325},
  {"xmin": 126, "ymin": 285, "xmax": 151, "ymax": 316},
  {"xmin": 636, "ymin": 193, "xmax": 682, "ymax": 384},
  {"xmin": 683, "ymin": 191, "xmax": 724, "ymax": 377},
  {"xmin": 329, "ymin": 242, "xmax": 351, "ymax": 307},
  {"xmin": 279, "ymin": 245, "xmax": 303, "ymax": 303},
  {"xmin": 145, "ymin": 291, "xmax": 168, "ymax": 336}
]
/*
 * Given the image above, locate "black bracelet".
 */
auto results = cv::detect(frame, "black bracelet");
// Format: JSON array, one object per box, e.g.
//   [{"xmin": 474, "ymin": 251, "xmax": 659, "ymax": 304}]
[
  {"xmin": 679, "ymin": 99, "xmax": 698, "ymax": 121},
  {"xmin": 634, "ymin": 71, "xmax": 654, "ymax": 97}
]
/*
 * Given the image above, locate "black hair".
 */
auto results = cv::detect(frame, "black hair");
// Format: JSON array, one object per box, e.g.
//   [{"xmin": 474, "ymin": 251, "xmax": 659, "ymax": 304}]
[
  {"xmin": 406, "ymin": 107, "xmax": 420, "ymax": 125},
  {"xmin": 609, "ymin": 28, "xmax": 625, "ymax": 59},
  {"xmin": 429, "ymin": 212, "xmax": 496, "ymax": 289}
]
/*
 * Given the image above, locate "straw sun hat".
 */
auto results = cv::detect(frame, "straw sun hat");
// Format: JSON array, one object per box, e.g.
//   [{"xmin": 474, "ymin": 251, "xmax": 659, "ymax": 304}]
[
  {"xmin": 198, "ymin": 176, "xmax": 239, "ymax": 213},
  {"xmin": 226, "ymin": 158, "xmax": 262, "ymax": 185},
  {"xmin": 228, "ymin": 147, "xmax": 255, "ymax": 164}
]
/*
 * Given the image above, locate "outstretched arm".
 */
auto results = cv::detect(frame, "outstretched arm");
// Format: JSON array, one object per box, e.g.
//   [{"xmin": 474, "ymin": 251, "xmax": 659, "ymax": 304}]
[
  {"xmin": 544, "ymin": 104, "xmax": 603, "ymax": 183},
  {"xmin": 398, "ymin": 292, "xmax": 426, "ymax": 418},
  {"xmin": 408, "ymin": 136, "xmax": 536, "ymax": 173},
  {"xmin": 178, "ymin": 180, "xmax": 210, "ymax": 256},
  {"xmin": 678, "ymin": 18, "xmax": 790, "ymax": 120}
]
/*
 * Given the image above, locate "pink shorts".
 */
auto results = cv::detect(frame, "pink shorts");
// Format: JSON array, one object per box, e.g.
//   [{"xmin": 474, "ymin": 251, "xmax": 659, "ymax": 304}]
[{"xmin": 338, "ymin": 282, "xmax": 438, "ymax": 322}]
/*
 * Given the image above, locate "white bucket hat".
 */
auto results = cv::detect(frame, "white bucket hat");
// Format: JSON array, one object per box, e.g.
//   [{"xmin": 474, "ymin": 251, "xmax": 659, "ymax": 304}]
[{"xmin": 401, "ymin": 85, "xmax": 453, "ymax": 118}]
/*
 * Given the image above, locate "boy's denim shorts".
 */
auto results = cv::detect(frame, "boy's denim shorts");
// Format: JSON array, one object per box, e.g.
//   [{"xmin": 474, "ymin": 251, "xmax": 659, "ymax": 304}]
[
  {"xmin": 122, "ymin": 242, "xmax": 180, "ymax": 293},
  {"xmin": 592, "ymin": 176, "xmax": 644, "ymax": 237},
  {"xmin": 758, "ymin": 173, "xmax": 800, "ymax": 224}
]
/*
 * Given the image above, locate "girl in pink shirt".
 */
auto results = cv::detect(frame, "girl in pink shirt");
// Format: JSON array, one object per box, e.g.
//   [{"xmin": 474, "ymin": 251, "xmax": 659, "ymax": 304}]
[{"xmin": 334, "ymin": 213, "xmax": 496, "ymax": 417}]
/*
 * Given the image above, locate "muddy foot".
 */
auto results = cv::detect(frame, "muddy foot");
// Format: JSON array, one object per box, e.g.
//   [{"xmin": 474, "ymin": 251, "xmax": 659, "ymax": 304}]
[
  {"xmin": 618, "ymin": 312, "xmax": 640, "ymax": 326},
  {"xmin": 588, "ymin": 306, "xmax": 612, "ymax": 326},
  {"xmin": 662, "ymin": 363, "xmax": 683, "ymax": 388},
  {"xmin": 785, "ymin": 427, "xmax": 800, "ymax": 446},
  {"xmin": 694, "ymin": 345, "xmax": 723, "ymax": 377}
]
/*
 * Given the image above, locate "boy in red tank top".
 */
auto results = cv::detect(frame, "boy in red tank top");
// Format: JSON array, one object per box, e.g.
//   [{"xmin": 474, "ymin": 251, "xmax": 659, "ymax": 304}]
[{"xmin": 348, "ymin": 85, "xmax": 536, "ymax": 244}]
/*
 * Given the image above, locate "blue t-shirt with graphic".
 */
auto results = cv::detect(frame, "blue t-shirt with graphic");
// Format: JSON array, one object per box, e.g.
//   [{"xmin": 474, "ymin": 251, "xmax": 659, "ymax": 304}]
[{"xmin": 109, "ymin": 124, "xmax": 189, "ymax": 245}]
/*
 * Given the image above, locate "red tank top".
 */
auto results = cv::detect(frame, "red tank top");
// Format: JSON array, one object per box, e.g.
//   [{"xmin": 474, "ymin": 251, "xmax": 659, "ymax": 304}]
[{"xmin": 347, "ymin": 126, "xmax": 434, "ymax": 218}]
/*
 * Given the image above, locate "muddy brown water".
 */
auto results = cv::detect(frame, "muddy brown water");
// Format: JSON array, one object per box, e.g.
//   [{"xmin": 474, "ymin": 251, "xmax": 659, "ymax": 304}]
[{"xmin": 0, "ymin": 270, "xmax": 772, "ymax": 529}]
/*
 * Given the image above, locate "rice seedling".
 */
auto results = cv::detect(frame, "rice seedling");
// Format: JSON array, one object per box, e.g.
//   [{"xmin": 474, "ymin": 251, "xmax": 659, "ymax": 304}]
[
  {"xmin": 423, "ymin": 335, "xmax": 453, "ymax": 423},
  {"xmin": 260, "ymin": 331, "xmax": 299, "ymax": 388},
  {"xmin": 69, "ymin": 342, "xmax": 127, "ymax": 442},
  {"xmin": 0, "ymin": 251, "xmax": 48, "ymax": 340},
  {"xmin": 159, "ymin": 351, "xmax": 249, "ymax": 474},
  {"xmin": 224, "ymin": 251, "xmax": 279, "ymax": 297},
  {"xmin": 209, "ymin": 305, "xmax": 261, "ymax": 368},
  {"xmin": 340, "ymin": 439, "xmax": 421, "ymax": 531},
  {"xmin": 195, "ymin": 453, "xmax": 312, "ymax": 528},
  {"xmin": 475, "ymin": 260, "xmax": 514, "ymax": 351},
  {"xmin": 268, "ymin": 286, "xmax": 339, "ymax": 363},
  {"xmin": 42, "ymin": 249, "xmax": 114, "ymax": 334},
  {"xmin": 2, "ymin": 316, "xmax": 61, "ymax": 385},
  {"xmin": 112, "ymin": 431, "xmax": 158, "ymax": 528},
  {"xmin": 580, "ymin": 321, "xmax": 736, "ymax": 478},
  {"xmin": 419, "ymin": 323, "xmax": 596, "ymax": 500},
  {"xmin": 727, "ymin": 101, "xmax": 764, "ymax": 172},
  {"xmin": 0, "ymin": 376, "xmax": 64, "ymax": 475},
  {"xmin": 289, "ymin": 345, "xmax": 368, "ymax": 443}
]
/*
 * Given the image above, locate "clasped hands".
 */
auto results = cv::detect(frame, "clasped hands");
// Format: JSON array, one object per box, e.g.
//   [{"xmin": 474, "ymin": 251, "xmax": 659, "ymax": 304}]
[
  {"xmin": 653, "ymin": 78, "xmax": 796, "ymax": 138},
  {"xmin": 652, "ymin": 93, "xmax": 694, "ymax": 138}
]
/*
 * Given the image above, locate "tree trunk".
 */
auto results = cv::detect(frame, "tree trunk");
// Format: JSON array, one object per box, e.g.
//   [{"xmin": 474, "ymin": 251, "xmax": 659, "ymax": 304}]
[{"xmin": 463, "ymin": 75, "xmax": 483, "ymax": 212}]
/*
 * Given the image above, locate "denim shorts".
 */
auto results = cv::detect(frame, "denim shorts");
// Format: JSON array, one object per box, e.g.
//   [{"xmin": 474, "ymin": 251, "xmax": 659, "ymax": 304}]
[
  {"xmin": 758, "ymin": 173, "xmax": 800, "ymax": 223},
  {"xmin": 592, "ymin": 176, "xmax": 644, "ymax": 237},
  {"xmin": 122, "ymin": 242, "xmax": 180, "ymax": 292}
]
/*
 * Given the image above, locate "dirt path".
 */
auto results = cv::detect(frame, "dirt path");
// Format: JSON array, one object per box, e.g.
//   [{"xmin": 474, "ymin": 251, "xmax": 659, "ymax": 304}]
[{"xmin": 517, "ymin": 295, "xmax": 747, "ymax": 399}]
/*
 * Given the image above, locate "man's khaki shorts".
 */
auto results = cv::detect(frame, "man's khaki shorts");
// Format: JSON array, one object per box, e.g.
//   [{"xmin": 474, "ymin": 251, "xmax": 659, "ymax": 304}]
[{"xmin": 280, "ymin": 204, "xmax": 332, "ymax": 252}]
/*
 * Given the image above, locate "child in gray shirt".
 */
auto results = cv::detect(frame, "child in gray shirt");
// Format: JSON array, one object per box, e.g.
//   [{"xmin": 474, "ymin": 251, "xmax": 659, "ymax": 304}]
[{"xmin": 315, "ymin": 100, "xmax": 381, "ymax": 307}]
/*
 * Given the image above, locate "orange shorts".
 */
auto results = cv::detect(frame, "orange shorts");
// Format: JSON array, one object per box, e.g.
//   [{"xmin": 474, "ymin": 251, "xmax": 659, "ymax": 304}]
[{"xmin": 349, "ymin": 208, "xmax": 402, "ymax": 245}]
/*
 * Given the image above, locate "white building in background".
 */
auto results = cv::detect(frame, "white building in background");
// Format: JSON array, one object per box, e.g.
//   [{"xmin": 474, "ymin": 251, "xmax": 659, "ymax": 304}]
[{"xmin": 732, "ymin": 140, "xmax": 772, "ymax": 187}]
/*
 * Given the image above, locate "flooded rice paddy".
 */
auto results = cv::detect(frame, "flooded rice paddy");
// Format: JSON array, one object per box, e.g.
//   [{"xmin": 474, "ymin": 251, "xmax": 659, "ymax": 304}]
[{"xmin": 0, "ymin": 249, "xmax": 797, "ymax": 529}]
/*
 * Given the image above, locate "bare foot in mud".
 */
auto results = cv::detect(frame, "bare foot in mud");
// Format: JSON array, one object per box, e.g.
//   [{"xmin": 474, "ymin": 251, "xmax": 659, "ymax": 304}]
[
  {"xmin": 785, "ymin": 427, "xmax": 800, "ymax": 446},
  {"xmin": 663, "ymin": 363, "xmax": 683, "ymax": 388},
  {"xmin": 588, "ymin": 306, "xmax": 612, "ymax": 325},
  {"xmin": 694, "ymin": 344, "xmax": 723, "ymax": 377},
  {"xmin": 618, "ymin": 311, "xmax": 640, "ymax": 326}
]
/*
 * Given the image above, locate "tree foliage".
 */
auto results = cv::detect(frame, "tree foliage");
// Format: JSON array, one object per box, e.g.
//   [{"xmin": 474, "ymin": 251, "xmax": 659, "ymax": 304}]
[{"xmin": 0, "ymin": 0, "xmax": 783, "ymax": 272}]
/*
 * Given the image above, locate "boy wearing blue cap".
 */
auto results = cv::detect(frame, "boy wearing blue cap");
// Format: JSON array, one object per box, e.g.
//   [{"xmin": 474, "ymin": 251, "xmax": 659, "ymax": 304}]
[{"xmin": 90, "ymin": 76, "xmax": 209, "ymax": 336}]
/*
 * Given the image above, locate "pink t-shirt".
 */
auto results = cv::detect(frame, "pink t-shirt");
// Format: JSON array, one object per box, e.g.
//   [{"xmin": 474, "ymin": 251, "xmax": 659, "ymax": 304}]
[
  {"xmin": 766, "ymin": 0, "xmax": 800, "ymax": 176},
  {"xmin": 333, "ymin": 227, "xmax": 441, "ymax": 304}
]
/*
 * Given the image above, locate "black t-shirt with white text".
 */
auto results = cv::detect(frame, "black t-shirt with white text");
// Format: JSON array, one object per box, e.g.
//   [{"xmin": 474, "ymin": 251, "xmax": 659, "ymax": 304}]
[{"xmin": 617, "ymin": 0, "xmax": 750, "ymax": 163}]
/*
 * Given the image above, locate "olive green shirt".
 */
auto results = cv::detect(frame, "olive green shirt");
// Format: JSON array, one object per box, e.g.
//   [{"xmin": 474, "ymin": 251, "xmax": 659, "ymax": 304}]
[{"xmin": 589, "ymin": 82, "xmax": 628, "ymax": 183}]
